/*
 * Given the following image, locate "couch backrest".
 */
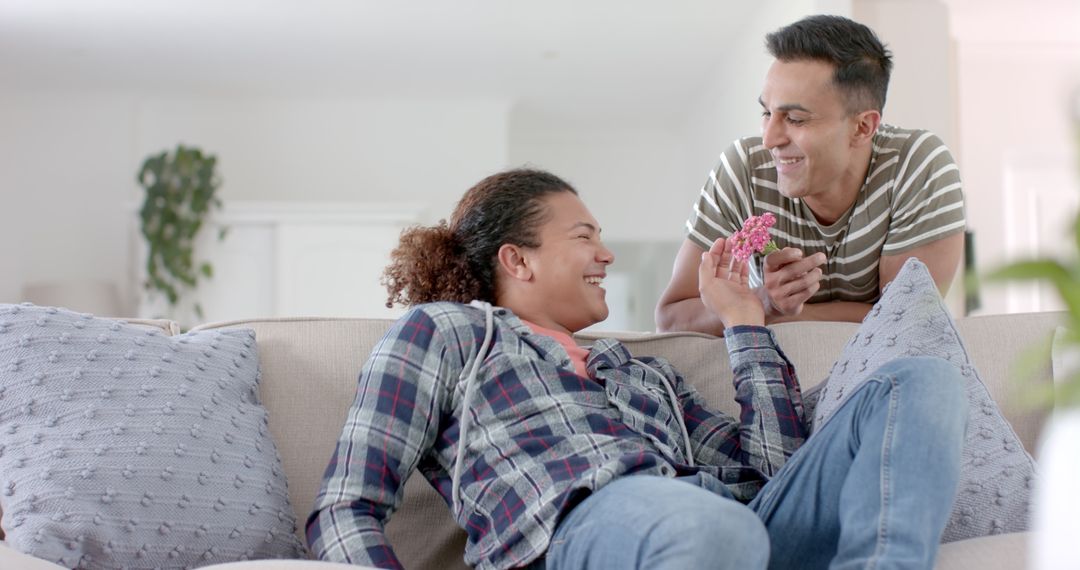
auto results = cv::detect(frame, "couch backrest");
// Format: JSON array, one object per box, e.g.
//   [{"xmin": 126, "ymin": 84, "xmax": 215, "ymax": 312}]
[{"xmin": 194, "ymin": 311, "xmax": 1061, "ymax": 569}]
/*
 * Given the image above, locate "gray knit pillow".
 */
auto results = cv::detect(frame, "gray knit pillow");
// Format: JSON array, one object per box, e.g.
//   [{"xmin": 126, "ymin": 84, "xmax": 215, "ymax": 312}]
[
  {"xmin": 810, "ymin": 259, "xmax": 1035, "ymax": 542},
  {"xmin": 0, "ymin": 304, "xmax": 306, "ymax": 568}
]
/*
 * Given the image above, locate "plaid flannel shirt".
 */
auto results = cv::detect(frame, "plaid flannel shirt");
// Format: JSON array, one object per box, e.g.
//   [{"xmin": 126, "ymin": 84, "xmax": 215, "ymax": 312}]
[{"xmin": 306, "ymin": 302, "xmax": 807, "ymax": 569}]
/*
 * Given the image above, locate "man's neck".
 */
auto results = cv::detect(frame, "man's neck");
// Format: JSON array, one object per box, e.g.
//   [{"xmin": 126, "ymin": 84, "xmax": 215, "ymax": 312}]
[
  {"xmin": 802, "ymin": 144, "xmax": 874, "ymax": 226},
  {"xmin": 498, "ymin": 297, "xmax": 574, "ymax": 337}
]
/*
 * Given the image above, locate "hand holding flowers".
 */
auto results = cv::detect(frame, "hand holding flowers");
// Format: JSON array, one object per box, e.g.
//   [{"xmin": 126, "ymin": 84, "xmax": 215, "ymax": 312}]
[
  {"xmin": 728, "ymin": 212, "xmax": 826, "ymax": 320},
  {"xmin": 698, "ymin": 237, "xmax": 765, "ymax": 328}
]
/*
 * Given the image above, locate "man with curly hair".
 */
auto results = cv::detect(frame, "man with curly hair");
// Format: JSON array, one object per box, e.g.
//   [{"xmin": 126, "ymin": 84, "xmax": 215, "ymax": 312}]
[{"xmin": 308, "ymin": 169, "xmax": 967, "ymax": 570}]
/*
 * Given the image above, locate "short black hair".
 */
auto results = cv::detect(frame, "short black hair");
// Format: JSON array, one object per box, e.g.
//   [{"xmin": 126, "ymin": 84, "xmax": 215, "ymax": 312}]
[{"xmin": 766, "ymin": 15, "xmax": 893, "ymax": 113}]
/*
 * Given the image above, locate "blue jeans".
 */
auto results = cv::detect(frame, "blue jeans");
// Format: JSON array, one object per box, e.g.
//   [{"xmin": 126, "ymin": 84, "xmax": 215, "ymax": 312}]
[{"xmin": 541, "ymin": 356, "xmax": 968, "ymax": 570}]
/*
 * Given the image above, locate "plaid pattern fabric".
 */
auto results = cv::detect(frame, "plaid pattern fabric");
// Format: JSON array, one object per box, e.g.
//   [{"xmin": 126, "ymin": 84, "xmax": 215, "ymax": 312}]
[{"xmin": 306, "ymin": 302, "xmax": 807, "ymax": 570}]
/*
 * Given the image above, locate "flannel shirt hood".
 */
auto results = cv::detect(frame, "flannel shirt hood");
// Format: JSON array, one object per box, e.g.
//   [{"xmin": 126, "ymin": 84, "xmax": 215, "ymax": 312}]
[{"xmin": 307, "ymin": 302, "xmax": 807, "ymax": 570}]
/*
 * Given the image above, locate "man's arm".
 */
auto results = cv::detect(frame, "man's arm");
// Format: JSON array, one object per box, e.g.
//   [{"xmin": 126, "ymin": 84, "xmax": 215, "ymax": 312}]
[
  {"xmin": 306, "ymin": 308, "xmax": 445, "ymax": 569},
  {"xmin": 657, "ymin": 240, "xmax": 826, "ymax": 333},
  {"xmin": 766, "ymin": 300, "xmax": 872, "ymax": 324},
  {"xmin": 665, "ymin": 238, "xmax": 807, "ymax": 485},
  {"xmin": 879, "ymin": 232, "xmax": 964, "ymax": 295},
  {"xmin": 769, "ymin": 232, "xmax": 965, "ymax": 324},
  {"xmin": 655, "ymin": 240, "xmax": 728, "ymax": 335},
  {"xmin": 674, "ymin": 324, "xmax": 808, "ymax": 485}
]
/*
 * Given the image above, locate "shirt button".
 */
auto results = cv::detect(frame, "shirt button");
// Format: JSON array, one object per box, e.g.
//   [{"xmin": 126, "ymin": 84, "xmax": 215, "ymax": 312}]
[{"xmin": 561, "ymin": 360, "xmax": 570, "ymax": 367}]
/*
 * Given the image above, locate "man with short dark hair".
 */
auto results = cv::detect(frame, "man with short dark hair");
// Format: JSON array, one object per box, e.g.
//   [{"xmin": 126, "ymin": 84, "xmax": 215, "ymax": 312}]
[{"xmin": 657, "ymin": 15, "xmax": 966, "ymax": 335}]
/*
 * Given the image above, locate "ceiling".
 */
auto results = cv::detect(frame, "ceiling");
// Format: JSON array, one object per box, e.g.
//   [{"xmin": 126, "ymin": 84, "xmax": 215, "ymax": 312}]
[
  {"xmin": 0, "ymin": 0, "xmax": 785, "ymax": 123},
  {"xmin": 7, "ymin": 0, "xmax": 1074, "ymax": 124}
]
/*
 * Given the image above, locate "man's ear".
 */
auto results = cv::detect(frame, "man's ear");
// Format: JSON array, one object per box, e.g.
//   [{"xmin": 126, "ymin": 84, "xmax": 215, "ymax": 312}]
[
  {"xmin": 852, "ymin": 109, "xmax": 881, "ymax": 145},
  {"xmin": 497, "ymin": 243, "xmax": 532, "ymax": 282}
]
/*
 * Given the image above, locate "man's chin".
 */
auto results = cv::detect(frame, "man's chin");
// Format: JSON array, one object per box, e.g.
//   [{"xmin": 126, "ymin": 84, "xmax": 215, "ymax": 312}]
[
  {"xmin": 776, "ymin": 181, "xmax": 800, "ymax": 198},
  {"xmin": 576, "ymin": 309, "xmax": 609, "ymax": 332},
  {"xmin": 593, "ymin": 309, "xmax": 610, "ymax": 327}
]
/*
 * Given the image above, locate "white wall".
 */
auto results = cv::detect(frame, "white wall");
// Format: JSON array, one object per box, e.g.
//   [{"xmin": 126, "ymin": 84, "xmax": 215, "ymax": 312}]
[
  {"xmin": 0, "ymin": 93, "xmax": 511, "ymax": 315},
  {"xmin": 508, "ymin": 0, "xmax": 838, "ymax": 244},
  {"xmin": 679, "ymin": 0, "xmax": 831, "ymax": 199},
  {"xmin": 508, "ymin": 116, "xmax": 689, "ymax": 243},
  {"xmin": 855, "ymin": 0, "xmax": 956, "ymax": 149},
  {"xmin": 135, "ymin": 98, "xmax": 510, "ymax": 218},
  {"xmin": 943, "ymin": 0, "xmax": 1080, "ymax": 314},
  {"xmin": 0, "ymin": 93, "xmax": 139, "ymax": 310},
  {"xmin": 957, "ymin": 44, "xmax": 1080, "ymax": 314}
]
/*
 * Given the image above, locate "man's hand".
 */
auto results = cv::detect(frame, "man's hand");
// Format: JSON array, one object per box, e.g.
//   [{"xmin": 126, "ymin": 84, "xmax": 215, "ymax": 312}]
[
  {"xmin": 698, "ymin": 237, "xmax": 765, "ymax": 328},
  {"xmin": 761, "ymin": 248, "xmax": 826, "ymax": 318}
]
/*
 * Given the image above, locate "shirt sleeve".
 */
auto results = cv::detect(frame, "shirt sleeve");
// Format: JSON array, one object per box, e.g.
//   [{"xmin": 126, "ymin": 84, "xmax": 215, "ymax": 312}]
[
  {"xmin": 669, "ymin": 325, "xmax": 807, "ymax": 479},
  {"xmin": 686, "ymin": 138, "xmax": 757, "ymax": 251},
  {"xmin": 305, "ymin": 307, "xmax": 453, "ymax": 569},
  {"xmin": 882, "ymin": 131, "xmax": 966, "ymax": 255}
]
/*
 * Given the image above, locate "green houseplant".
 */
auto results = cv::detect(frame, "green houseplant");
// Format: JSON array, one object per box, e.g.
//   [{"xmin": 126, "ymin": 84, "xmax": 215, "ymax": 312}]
[{"xmin": 137, "ymin": 144, "xmax": 224, "ymax": 320}]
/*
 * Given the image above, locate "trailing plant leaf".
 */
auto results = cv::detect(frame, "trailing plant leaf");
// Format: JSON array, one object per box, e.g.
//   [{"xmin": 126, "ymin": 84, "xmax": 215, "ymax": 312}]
[
  {"xmin": 138, "ymin": 145, "xmax": 223, "ymax": 318},
  {"xmin": 1007, "ymin": 331, "xmax": 1058, "ymax": 409},
  {"xmin": 985, "ymin": 260, "xmax": 1080, "ymax": 331}
]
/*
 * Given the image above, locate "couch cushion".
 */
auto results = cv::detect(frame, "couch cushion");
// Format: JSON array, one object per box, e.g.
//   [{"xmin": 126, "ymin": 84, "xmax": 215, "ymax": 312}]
[
  {"xmin": 934, "ymin": 531, "xmax": 1028, "ymax": 569},
  {"xmin": 579, "ymin": 313, "xmax": 1059, "ymax": 456},
  {"xmin": 0, "ymin": 304, "xmax": 306, "ymax": 568},
  {"xmin": 200, "ymin": 306, "xmax": 1058, "ymax": 570},
  {"xmin": 0, "ymin": 317, "xmax": 179, "ymax": 538},
  {"xmin": 807, "ymin": 260, "xmax": 1036, "ymax": 543},
  {"xmin": 193, "ymin": 317, "xmax": 470, "ymax": 570}
]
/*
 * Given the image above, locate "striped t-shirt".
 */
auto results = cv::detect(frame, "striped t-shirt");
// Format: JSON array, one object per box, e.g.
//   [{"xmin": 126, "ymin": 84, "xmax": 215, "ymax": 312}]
[{"xmin": 686, "ymin": 124, "xmax": 965, "ymax": 304}]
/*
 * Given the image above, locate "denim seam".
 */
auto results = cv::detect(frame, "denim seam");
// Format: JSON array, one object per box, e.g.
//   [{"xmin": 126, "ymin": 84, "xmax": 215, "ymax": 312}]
[{"xmin": 868, "ymin": 374, "xmax": 900, "ymax": 570}]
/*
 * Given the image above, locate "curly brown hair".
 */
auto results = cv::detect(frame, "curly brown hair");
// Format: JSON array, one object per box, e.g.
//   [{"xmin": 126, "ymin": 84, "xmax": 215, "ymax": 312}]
[{"xmin": 382, "ymin": 168, "xmax": 576, "ymax": 307}]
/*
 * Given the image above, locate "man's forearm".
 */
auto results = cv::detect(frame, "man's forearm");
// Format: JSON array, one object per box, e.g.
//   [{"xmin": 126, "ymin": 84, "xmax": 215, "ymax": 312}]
[
  {"xmin": 655, "ymin": 297, "xmax": 729, "ymax": 335},
  {"xmin": 726, "ymin": 326, "xmax": 808, "ymax": 476},
  {"xmin": 766, "ymin": 300, "xmax": 872, "ymax": 324}
]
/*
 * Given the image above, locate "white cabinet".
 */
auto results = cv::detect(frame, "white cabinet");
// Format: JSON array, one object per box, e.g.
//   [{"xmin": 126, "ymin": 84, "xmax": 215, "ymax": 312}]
[{"xmin": 134, "ymin": 202, "xmax": 423, "ymax": 326}]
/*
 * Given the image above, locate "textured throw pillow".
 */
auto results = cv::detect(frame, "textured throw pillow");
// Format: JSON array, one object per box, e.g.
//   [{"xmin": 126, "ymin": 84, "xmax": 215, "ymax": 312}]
[
  {"xmin": 0, "ymin": 304, "xmax": 306, "ymax": 568},
  {"xmin": 810, "ymin": 259, "xmax": 1036, "ymax": 543}
]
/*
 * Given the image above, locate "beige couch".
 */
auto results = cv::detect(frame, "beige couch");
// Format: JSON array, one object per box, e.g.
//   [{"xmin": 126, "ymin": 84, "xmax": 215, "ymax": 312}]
[{"xmin": 1, "ymin": 311, "xmax": 1059, "ymax": 569}]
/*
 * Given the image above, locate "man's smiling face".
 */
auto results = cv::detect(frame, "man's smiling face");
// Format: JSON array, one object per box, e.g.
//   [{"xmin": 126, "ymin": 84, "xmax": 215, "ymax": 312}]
[
  {"xmin": 759, "ymin": 58, "xmax": 864, "ymax": 210},
  {"xmin": 518, "ymin": 191, "xmax": 615, "ymax": 335}
]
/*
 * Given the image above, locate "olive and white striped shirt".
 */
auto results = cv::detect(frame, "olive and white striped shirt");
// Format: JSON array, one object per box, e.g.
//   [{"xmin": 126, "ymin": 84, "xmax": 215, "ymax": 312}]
[{"xmin": 686, "ymin": 125, "xmax": 965, "ymax": 304}]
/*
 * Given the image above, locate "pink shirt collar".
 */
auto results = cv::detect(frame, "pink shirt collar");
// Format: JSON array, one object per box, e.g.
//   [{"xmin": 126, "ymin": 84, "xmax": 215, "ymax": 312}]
[{"xmin": 520, "ymin": 319, "xmax": 590, "ymax": 377}]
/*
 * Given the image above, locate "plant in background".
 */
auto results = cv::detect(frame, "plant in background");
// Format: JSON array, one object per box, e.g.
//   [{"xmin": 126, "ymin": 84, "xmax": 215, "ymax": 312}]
[{"xmin": 137, "ymin": 145, "xmax": 224, "ymax": 320}]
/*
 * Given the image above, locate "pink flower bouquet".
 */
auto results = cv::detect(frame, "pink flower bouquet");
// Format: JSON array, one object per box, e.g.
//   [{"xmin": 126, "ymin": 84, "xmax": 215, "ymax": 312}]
[{"xmin": 730, "ymin": 213, "xmax": 780, "ymax": 263}]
